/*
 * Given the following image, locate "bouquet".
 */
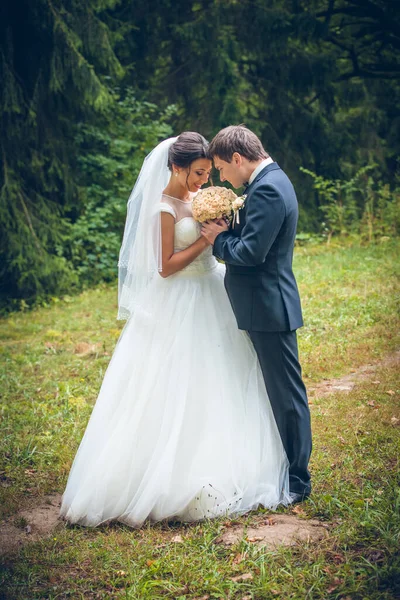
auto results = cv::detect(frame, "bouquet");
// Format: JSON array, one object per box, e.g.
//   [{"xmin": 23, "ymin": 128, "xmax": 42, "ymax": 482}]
[{"xmin": 192, "ymin": 186, "xmax": 238, "ymax": 223}]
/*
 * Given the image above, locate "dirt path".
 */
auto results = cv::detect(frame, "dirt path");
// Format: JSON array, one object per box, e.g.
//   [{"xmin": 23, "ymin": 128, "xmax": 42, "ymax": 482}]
[
  {"xmin": 307, "ymin": 350, "xmax": 400, "ymax": 398},
  {"xmin": 1, "ymin": 350, "xmax": 398, "ymax": 557},
  {"xmin": 0, "ymin": 494, "xmax": 62, "ymax": 556}
]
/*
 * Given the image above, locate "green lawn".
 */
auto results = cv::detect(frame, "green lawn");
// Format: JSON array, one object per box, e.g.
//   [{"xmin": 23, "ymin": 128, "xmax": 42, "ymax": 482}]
[{"xmin": 1, "ymin": 239, "xmax": 399, "ymax": 599}]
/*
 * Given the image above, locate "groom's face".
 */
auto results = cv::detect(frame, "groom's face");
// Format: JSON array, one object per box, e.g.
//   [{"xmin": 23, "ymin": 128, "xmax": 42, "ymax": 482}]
[{"xmin": 213, "ymin": 154, "xmax": 245, "ymax": 189}]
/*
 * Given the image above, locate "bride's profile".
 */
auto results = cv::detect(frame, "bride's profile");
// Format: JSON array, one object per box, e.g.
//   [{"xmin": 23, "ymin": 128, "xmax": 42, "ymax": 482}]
[{"xmin": 60, "ymin": 132, "xmax": 290, "ymax": 527}]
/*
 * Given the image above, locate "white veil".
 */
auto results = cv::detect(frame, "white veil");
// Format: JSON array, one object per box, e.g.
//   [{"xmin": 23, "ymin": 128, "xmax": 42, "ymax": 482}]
[{"xmin": 117, "ymin": 137, "xmax": 178, "ymax": 320}]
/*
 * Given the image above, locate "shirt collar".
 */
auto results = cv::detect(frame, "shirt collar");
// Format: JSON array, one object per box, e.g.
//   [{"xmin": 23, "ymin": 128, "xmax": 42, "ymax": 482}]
[{"xmin": 248, "ymin": 157, "xmax": 274, "ymax": 185}]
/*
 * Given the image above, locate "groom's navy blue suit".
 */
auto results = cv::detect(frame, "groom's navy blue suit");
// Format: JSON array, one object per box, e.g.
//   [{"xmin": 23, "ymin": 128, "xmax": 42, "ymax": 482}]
[{"xmin": 213, "ymin": 162, "xmax": 312, "ymax": 496}]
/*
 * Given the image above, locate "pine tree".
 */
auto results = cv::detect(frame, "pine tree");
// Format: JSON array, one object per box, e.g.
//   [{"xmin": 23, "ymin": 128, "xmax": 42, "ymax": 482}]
[{"xmin": 0, "ymin": 0, "xmax": 123, "ymax": 307}]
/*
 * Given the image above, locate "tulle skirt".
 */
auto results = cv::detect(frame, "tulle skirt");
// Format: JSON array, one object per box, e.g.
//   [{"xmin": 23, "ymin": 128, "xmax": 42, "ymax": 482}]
[{"xmin": 60, "ymin": 263, "xmax": 290, "ymax": 527}]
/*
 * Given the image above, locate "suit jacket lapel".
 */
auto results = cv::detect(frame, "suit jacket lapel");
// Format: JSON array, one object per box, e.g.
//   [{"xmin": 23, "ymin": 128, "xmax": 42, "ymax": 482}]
[{"xmin": 231, "ymin": 163, "xmax": 280, "ymax": 231}]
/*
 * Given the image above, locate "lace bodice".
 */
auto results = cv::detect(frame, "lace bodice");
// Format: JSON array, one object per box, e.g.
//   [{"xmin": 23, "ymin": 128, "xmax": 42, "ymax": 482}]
[{"xmin": 160, "ymin": 194, "xmax": 217, "ymax": 274}]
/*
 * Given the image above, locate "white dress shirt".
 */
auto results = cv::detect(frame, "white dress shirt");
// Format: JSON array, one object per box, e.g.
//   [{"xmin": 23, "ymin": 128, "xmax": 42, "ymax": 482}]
[{"xmin": 248, "ymin": 157, "xmax": 274, "ymax": 185}]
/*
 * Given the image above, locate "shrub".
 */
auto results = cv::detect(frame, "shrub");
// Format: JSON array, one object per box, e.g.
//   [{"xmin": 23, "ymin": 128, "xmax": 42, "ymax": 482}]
[
  {"xmin": 300, "ymin": 165, "xmax": 400, "ymax": 241},
  {"xmin": 65, "ymin": 89, "xmax": 176, "ymax": 286}
]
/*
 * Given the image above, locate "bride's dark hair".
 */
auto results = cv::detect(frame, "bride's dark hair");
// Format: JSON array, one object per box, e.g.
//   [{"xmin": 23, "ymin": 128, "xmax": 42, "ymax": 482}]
[{"xmin": 167, "ymin": 132, "xmax": 210, "ymax": 169}]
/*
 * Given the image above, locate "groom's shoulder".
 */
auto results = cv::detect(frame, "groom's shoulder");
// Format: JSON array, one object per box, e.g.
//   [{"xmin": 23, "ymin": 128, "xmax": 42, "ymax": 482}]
[
  {"xmin": 253, "ymin": 165, "xmax": 297, "ymax": 204},
  {"xmin": 253, "ymin": 164, "xmax": 292, "ymax": 190}
]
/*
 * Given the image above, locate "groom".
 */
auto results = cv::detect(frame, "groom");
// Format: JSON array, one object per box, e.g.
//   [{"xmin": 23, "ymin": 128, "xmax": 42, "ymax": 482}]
[{"xmin": 201, "ymin": 125, "xmax": 312, "ymax": 502}]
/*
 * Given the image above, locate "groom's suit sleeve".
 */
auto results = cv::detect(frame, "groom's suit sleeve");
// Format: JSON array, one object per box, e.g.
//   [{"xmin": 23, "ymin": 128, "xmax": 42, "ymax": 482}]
[{"xmin": 213, "ymin": 183, "xmax": 285, "ymax": 266}]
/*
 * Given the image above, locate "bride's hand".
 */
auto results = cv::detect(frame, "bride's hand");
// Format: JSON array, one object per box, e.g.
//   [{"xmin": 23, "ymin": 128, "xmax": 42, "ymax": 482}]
[
  {"xmin": 201, "ymin": 219, "xmax": 229, "ymax": 245},
  {"xmin": 215, "ymin": 218, "xmax": 229, "ymax": 230}
]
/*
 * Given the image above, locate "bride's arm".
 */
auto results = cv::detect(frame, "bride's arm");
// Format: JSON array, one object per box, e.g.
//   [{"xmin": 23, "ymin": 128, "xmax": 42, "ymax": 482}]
[{"xmin": 160, "ymin": 213, "xmax": 210, "ymax": 278}]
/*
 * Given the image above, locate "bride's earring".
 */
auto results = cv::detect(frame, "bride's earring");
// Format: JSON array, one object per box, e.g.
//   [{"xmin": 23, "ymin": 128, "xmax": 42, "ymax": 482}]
[{"xmin": 175, "ymin": 172, "xmax": 179, "ymax": 177}]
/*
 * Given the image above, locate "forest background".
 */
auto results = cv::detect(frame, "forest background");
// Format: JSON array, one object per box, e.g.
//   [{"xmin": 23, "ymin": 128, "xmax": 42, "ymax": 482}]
[{"xmin": 1, "ymin": 0, "xmax": 399, "ymax": 311}]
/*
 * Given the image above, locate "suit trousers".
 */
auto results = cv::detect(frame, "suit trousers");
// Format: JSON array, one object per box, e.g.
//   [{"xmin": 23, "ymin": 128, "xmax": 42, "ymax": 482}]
[{"xmin": 248, "ymin": 330, "xmax": 312, "ymax": 495}]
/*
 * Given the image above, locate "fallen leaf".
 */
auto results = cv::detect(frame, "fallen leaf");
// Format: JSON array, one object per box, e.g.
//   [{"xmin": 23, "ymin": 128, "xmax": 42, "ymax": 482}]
[
  {"xmin": 146, "ymin": 560, "xmax": 155, "ymax": 567},
  {"xmin": 193, "ymin": 596, "xmax": 210, "ymax": 600},
  {"xmin": 371, "ymin": 380, "xmax": 380, "ymax": 384},
  {"xmin": 367, "ymin": 549, "xmax": 385, "ymax": 563},
  {"xmin": 231, "ymin": 573, "xmax": 253, "ymax": 582},
  {"xmin": 223, "ymin": 520, "xmax": 233, "ymax": 527},
  {"xmin": 391, "ymin": 416, "xmax": 399, "ymax": 425},
  {"xmin": 331, "ymin": 553, "xmax": 345, "ymax": 564},
  {"xmin": 232, "ymin": 553, "xmax": 244, "ymax": 565},
  {"xmin": 177, "ymin": 585, "xmax": 190, "ymax": 594},
  {"xmin": 327, "ymin": 577, "xmax": 344, "ymax": 593},
  {"xmin": 291, "ymin": 505, "xmax": 305, "ymax": 515},
  {"xmin": 367, "ymin": 400, "xmax": 375, "ymax": 407},
  {"xmin": 74, "ymin": 342, "xmax": 100, "ymax": 356},
  {"xmin": 171, "ymin": 534, "xmax": 183, "ymax": 543},
  {"xmin": 25, "ymin": 525, "xmax": 32, "ymax": 534},
  {"xmin": 116, "ymin": 570, "xmax": 127, "ymax": 577},
  {"xmin": 386, "ymin": 390, "xmax": 395, "ymax": 395},
  {"xmin": 247, "ymin": 536, "xmax": 264, "ymax": 542}
]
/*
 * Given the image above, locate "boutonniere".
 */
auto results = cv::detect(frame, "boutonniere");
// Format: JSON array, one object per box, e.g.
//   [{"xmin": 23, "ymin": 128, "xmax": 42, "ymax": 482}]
[{"xmin": 232, "ymin": 194, "xmax": 247, "ymax": 226}]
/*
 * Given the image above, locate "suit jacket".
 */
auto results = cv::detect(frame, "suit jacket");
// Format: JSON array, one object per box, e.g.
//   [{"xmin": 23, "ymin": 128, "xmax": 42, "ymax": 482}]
[{"xmin": 213, "ymin": 163, "xmax": 303, "ymax": 332}]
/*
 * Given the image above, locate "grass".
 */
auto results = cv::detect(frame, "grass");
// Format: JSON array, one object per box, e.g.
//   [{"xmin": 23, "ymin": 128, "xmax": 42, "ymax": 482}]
[{"xmin": 0, "ymin": 238, "xmax": 399, "ymax": 599}]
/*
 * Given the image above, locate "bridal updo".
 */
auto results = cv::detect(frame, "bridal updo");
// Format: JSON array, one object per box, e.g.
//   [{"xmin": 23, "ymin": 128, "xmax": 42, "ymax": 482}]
[{"xmin": 167, "ymin": 132, "xmax": 210, "ymax": 170}]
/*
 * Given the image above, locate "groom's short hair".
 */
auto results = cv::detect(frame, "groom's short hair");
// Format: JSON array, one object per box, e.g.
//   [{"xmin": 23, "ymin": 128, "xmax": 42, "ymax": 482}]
[{"xmin": 209, "ymin": 125, "xmax": 268, "ymax": 162}]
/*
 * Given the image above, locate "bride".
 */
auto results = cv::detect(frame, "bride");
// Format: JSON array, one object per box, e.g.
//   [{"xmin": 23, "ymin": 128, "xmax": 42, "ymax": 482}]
[{"xmin": 60, "ymin": 132, "xmax": 290, "ymax": 527}]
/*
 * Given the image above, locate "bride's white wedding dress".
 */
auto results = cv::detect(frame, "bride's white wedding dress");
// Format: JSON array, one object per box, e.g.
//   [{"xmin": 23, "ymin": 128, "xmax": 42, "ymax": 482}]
[{"xmin": 60, "ymin": 195, "xmax": 290, "ymax": 527}]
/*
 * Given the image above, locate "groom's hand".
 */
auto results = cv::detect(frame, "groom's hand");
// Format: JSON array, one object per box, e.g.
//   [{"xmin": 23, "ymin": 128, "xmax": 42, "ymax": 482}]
[{"xmin": 201, "ymin": 219, "xmax": 229, "ymax": 245}]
